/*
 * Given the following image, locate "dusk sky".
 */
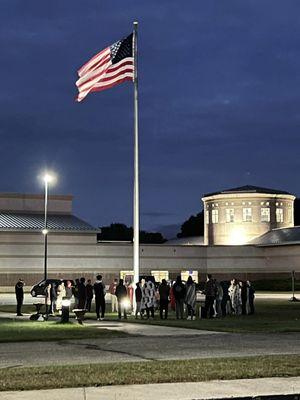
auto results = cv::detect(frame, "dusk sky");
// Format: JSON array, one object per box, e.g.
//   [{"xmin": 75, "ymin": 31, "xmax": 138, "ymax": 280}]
[{"xmin": 1, "ymin": 1, "xmax": 300, "ymax": 238}]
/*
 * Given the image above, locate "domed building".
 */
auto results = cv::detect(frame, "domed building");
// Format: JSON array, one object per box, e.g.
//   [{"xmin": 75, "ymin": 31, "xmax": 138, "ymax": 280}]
[{"xmin": 202, "ymin": 185, "xmax": 295, "ymax": 245}]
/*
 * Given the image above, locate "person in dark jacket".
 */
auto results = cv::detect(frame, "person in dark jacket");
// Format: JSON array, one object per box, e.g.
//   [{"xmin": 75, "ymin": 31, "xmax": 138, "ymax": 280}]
[
  {"xmin": 115, "ymin": 279, "xmax": 128, "ymax": 319},
  {"xmin": 77, "ymin": 277, "xmax": 87, "ymax": 309},
  {"xmin": 220, "ymin": 281, "xmax": 229, "ymax": 317},
  {"xmin": 50, "ymin": 283, "xmax": 57, "ymax": 315},
  {"xmin": 73, "ymin": 278, "xmax": 80, "ymax": 308},
  {"xmin": 247, "ymin": 280, "xmax": 255, "ymax": 314},
  {"xmin": 15, "ymin": 278, "xmax": 24, "ymax": 316},
  {"xmin": 85, "ymin": 279, "xmax": 94, "ymax": 312},
  {"xmin": 135, "ymin": 281, "xmax": 142, "ymax": 319},
  {"xmin": 204, "ymin": 274, "xmax": 216, "ymax": 318},
  {"xmin": 240, "ymin": 281, "xmax": 248, "ymax": 315},
  {"xmin": 159, "ymin": 279, "xmax": 170, "ymax": 319},
  {"xmin": 172, "ymin": 276, "xmax": 186, "ymax": 319},
  {"xmin": 94, "ymin": 275, "xmax": 106, "ymax": 320}
]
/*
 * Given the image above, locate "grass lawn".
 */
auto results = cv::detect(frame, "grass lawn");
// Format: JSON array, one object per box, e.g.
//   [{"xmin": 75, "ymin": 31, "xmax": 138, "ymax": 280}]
[
  {"xmin": 0, "ymin": 318, "xmax": 127, "ymax": 342},
  {"xmin": 115, "ymin": 299, "xmax": 300, "ymax": 333},
  {"xmin": 0, "ymin": 298, "xmax": 299, "ymax": 337},
  {"xmin": 0, "ymin": 355, "xmax": 299, "ymax": 391}
]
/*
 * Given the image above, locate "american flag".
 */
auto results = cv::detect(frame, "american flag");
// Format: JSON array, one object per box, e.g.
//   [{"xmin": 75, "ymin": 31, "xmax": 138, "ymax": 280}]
[{"xmin": 76, "ymin": 33, "xmax": 134, "ymax": 102}]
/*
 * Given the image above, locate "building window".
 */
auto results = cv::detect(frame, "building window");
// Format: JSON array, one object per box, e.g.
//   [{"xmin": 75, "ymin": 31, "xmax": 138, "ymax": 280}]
[
  {"xmin": 243, "ymin": 208, "xmax": 252, "ymax": 222},
  {"xmin": 205, "ymin": 210, "xmax": 209, "ymax": 224},
  {"xmin": 151, "ymin": 271, "xmax": 169, "ymax": 282},
  {"xmin": 181, "ymin": 270, "xmax": 198, "ymax": 283},
  {"xmin": 261, "ymin": 207, "xmax": 270, "ymax": 222},
  {"xmin": 276, "ymin": 208, "xmax": 284, "ymax": 223},
  {"xmin": 288, "ymin": 208, "xmax": 293, "ymax": 223},
  {"xmin": 226, "ymin": 209, "xmax": 234, "ymax": 223},
  {"xmin": 212, "ymin": 209, "xmax": 219, "ymax": 224},
  {"xmin": 120, "ymin": 271, "xmax": 134, "ymax": 284}
]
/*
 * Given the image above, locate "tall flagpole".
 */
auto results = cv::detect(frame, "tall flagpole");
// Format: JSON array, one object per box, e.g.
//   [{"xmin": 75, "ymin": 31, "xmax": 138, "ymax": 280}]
[{"xmin": 133, "ymin": 21, "xmax": 140, "ymax": 291}]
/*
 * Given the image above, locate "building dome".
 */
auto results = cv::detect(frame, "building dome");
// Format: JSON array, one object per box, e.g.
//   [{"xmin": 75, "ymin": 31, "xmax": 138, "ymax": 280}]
[{"xmin": 202, "ymin": 185, "xmax": 295, "ymax": 245}]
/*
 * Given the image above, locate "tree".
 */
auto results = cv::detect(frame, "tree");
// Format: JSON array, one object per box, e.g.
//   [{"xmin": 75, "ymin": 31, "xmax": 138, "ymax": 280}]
[
  {"xmin": 98, "ymin": 223, "xmax": 132, "ymax": 241},
  {"xmin": 97, "ymin": 223, "xmax": 166, "ymax": 243},
  {"xmin": 177, "ymin": 211, "xmax": 204, "ymax": 238}
]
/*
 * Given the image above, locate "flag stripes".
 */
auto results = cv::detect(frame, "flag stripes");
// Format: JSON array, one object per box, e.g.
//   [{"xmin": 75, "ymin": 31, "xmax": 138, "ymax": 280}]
[{"xmin": 76, "ymin": 34, "xmax": 134, "ymax": 102}]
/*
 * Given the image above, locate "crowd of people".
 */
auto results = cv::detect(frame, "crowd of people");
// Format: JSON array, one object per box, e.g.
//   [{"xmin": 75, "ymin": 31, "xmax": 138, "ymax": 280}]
[
  {"xmin": 15, "ymin": 274, "xmax": 255, "ymax": 320},
  {"xmin": 203, "ymin": 275, "xmax": 255, "ymax": 318}
]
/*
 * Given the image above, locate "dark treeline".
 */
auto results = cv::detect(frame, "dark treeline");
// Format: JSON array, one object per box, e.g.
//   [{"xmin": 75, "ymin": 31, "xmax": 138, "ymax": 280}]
[
  {"xmin": 98, "ymin": 198, "xmax": 300, "ymax": 242},
  {"xmin": 177, "ymin": 211, "xmax": 204, "ymax": 238},
  {"xmin": 98, "ymin": 223, "xmax": 166, "ymax": 244}
]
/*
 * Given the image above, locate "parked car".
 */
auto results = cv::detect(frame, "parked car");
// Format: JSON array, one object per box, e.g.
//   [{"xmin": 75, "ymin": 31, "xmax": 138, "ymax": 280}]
[{"xmin": 30, "ymin": 279, "xmax": 74, "ymax": 297}]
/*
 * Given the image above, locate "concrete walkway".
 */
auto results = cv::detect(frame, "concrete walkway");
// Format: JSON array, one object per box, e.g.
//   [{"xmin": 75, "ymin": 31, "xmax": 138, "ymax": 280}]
[
  {"xmin": 84, "ymin": 319, "xmax": 224, "ymax": 336},
  {"xmin": 0, "ymin": 377, "xmax": 299, "ymax": 399},
  {"xmin": 0, "ymin": 311, "xmax": 222, "ymax": 336}
]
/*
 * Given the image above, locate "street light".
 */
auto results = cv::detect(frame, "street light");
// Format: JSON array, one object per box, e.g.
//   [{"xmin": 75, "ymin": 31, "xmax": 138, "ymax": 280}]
[
  {"xmin": 289, "ymin": 270, "xmax": 299, "ymax": 302},
  {"xmin": 42, "ymin": 173, "xmax": 55, "ymax": 280}
]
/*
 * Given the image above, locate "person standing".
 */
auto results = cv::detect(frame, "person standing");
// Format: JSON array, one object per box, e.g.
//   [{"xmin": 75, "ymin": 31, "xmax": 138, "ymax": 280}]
[
  {"xmin": 73, "ymin": 278, "xmax": 80, "ymax": 308},
  {"xmin": 220, "ymin": 281, "xmax": 229, "ymax": 317},
  {"xmin": 203, "ymin": 274, "xmax": 216, "ymax": 319},
  {"xmin": 15, "ymin": 278, "xmax": 24, "ymax": 316},
  {"xmin": 247, "ymin": 280, "xmax": 255, "ymax": 314},
  {"xmin": 45, "ymin": 283, "xmax": 51, "ymax": 317},
  {"xmin": 109, "ymin": 278, "xmax": 118, "ymax": 313},
  {"xmin": 56, "ymin": 281, "xmax": 66, "ymax": 315},
  {"xmin": 85, "ymin": 279, "xmax": 94, "ymax": 312},
  {"xmin": 172, "ymin": 276, "xmax": 186, "ymax": 319},
  {"xmin": 77, "ymin": 277, "xmax": 87, "ymax": 310},
  {"xmin": 185, "ymin": 276, "xmax": 196, "ymax": 320},
  {"xmin": 115, "ymin": 279, "xmax": 128, "ymax": 319},
  {"xmin": 240, "ymin": 281, "xmax": 248, "ymax": 315},
  {"xmin": 144, "ymin": 279, "xmax": 156, "ymax": 319},
  {"xmin": 94, "ymin": 275, "xmax": 106, "ymax": 320},
  {"xmin": 229, "ymin": 278, "xmax": 242, "ymax": 315},
  {"xmin": 135, "ymin": 281, "xmax": 142, "ymax": 319},
  {"xmin": 159, "ymin": 279, "xmax": 170, "ymax": 319},
  {"xmin": 50, "ymin": 283, "xmax": 57, "ymax": 315},
  {"xmin": 214, "ymin": 280, "xmax": 223, "ymax": 317},
  {"xmin": 170, "ymin": 284, "xmax": 176, "ymax": 311},
  {"xmin": 127, "ymin": 282, "xmax": 134, "ymax": 313}
]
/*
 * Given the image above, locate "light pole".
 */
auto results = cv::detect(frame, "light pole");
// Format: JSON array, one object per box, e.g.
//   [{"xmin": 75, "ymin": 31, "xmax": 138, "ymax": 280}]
[
  {"xmin": 42, "ymin": 174, "xmax": 53, "ymax": 281},
  {"xmin": 289, "ymin": 270, "xmax": 299, "ymax": 302}
]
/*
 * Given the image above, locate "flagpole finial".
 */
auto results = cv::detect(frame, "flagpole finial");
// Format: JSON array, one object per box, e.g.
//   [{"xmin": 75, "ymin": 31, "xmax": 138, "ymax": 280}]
[{"xmin": 133, "ymin": 21, "xmax": 138, "ymax": 26}]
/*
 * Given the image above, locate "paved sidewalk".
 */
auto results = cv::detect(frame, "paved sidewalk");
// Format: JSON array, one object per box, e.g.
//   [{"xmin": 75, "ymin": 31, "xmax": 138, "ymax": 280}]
[
  {"xmin": 0, "ymin": 377, "xmax": 299, "ymax": 399},
  {"xmin": 0, "ymin": 311, "xmax": 223, "ymax": 336},
  {"xmin": 84, "ymin": 319, "xmax": 224, "ymax": 336}
]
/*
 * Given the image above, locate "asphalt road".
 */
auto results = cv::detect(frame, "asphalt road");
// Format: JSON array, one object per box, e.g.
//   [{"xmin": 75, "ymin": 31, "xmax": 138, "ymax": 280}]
[{"xmin": 1, "ymin": 331, "xmax": 299, "ymax": 368}]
